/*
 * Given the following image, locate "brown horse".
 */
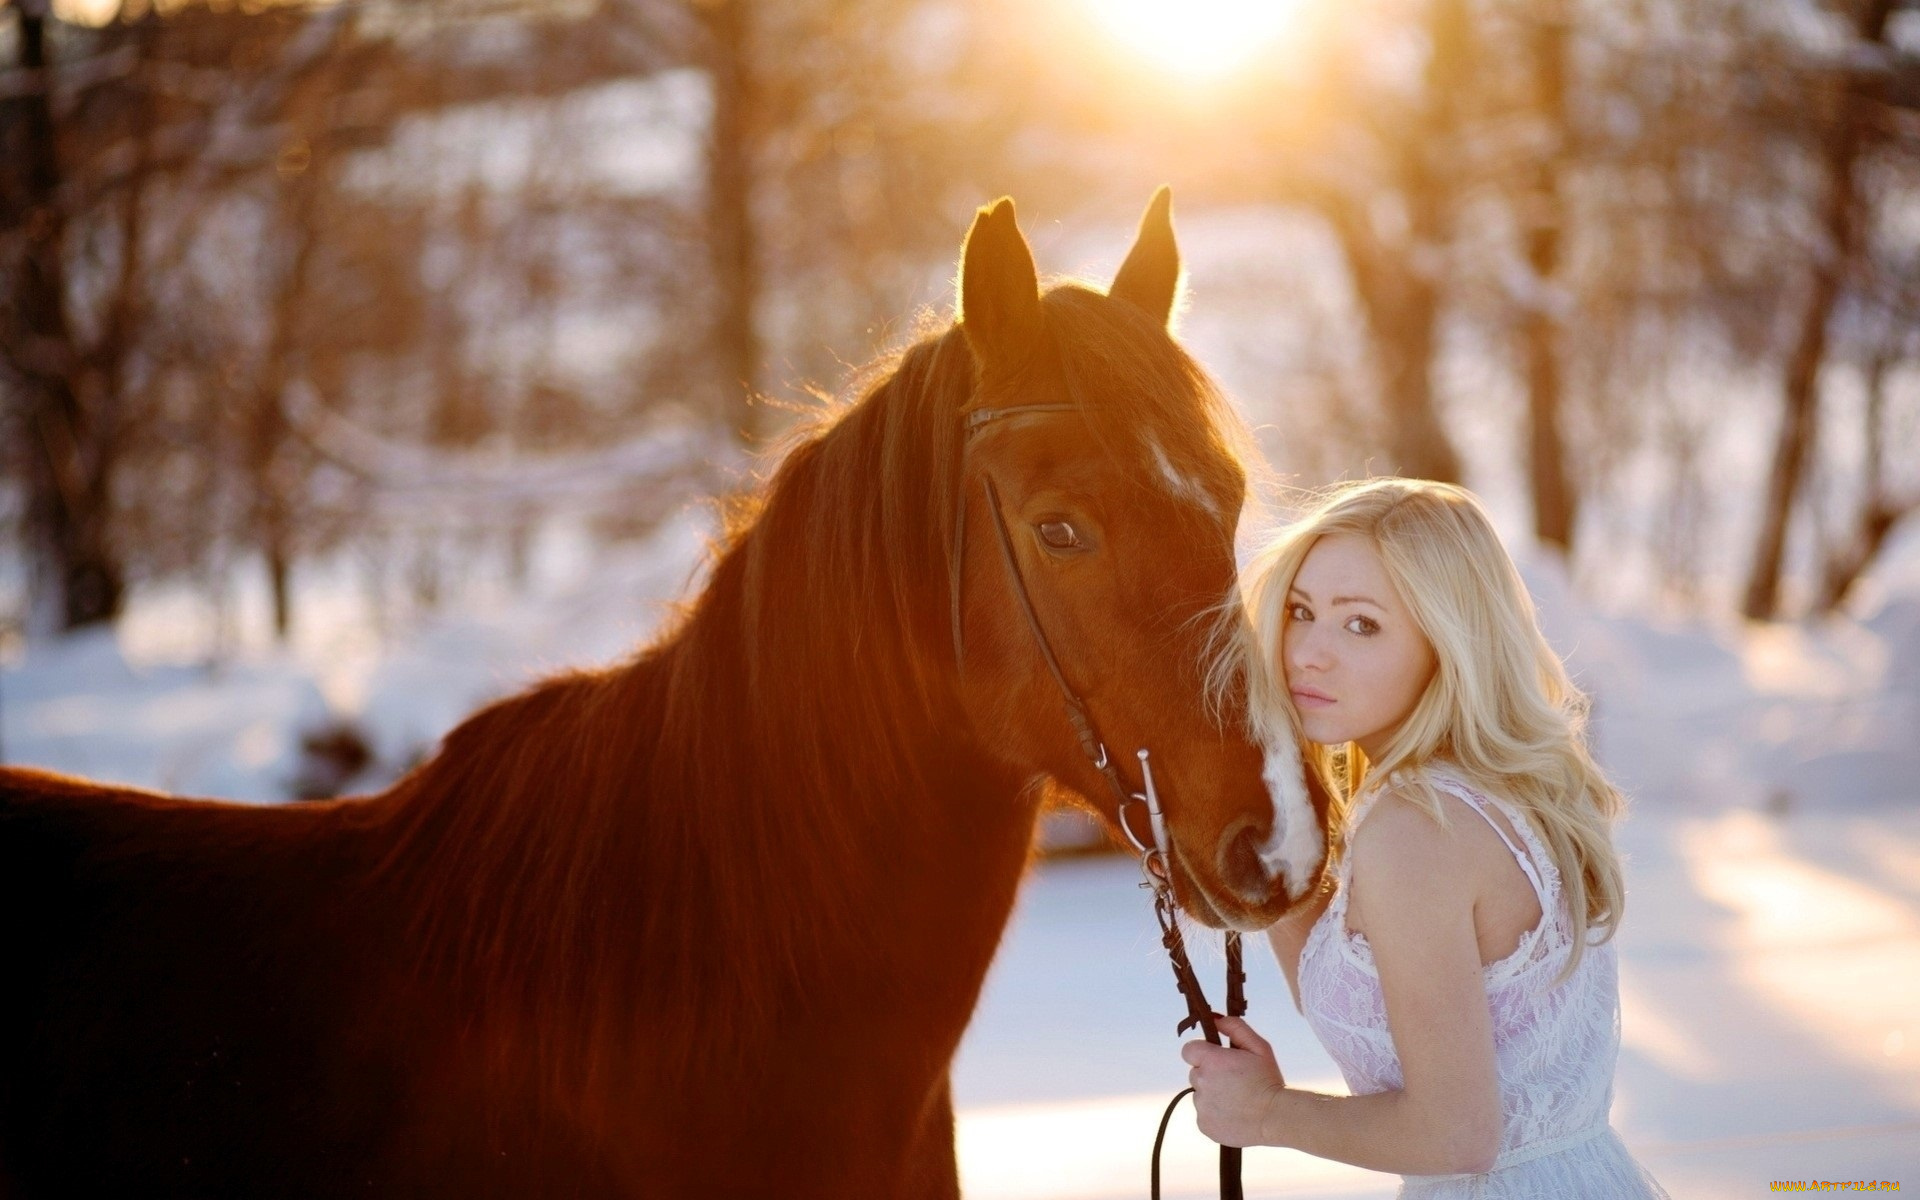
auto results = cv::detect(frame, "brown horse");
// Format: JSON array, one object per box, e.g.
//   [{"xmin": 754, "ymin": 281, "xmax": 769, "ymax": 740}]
[{"xmin": 0, "ymin": 192, "xmax": 1329, "ymax": 1198}]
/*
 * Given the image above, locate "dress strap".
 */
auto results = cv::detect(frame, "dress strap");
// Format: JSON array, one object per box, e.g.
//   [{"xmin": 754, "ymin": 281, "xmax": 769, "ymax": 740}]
[
  {"xmin": 1430, "ymin": 777, "xmax": 1551, "ymax": 914},
  {"xmin": 1343, "ymin": 768, "xmax": 1557, "ymax": 919}
]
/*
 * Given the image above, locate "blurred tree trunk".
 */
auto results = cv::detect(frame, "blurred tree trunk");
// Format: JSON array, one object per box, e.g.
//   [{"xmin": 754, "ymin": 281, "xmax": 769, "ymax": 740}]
[
  {"xmin": 1743, "ymin": 0, "xmax": 1895, "ymax": 620},
  {"xmin": 1817, "ymin": 503, "xmax": 1911, "ymax": 611},
  {"xmin": 0, "ymin": 0, "xmax": 126, "ymax": 631},
  {"xmin": 252, "ymin": 135, "xmax": 330, "ymax": 644},
  {"xmin": 254, "ymin": 222, "xmax": 317, "ymax": 644},
  {"xmin": 699, "ymin": 0, "xmax": 762, "ymax": 449},
  {"xmin": 1323, "ymin": 0, "xmax": 1468, "ymax": 484},
  {"xmin": 1519, "ymin": 1, "xmax": 1576, "ymax": 554},
  {"xmin": 1327, "ymin": 206, "xmax": 1460, "ymax": 484},
  {"xmin": 1815, "ymin": 352, "xmax": 1917, "ymax": 612}
]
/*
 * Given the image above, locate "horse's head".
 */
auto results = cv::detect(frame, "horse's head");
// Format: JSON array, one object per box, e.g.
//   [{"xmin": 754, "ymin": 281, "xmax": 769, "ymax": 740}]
[{"xmin": 950, "ymin": 191, "xmax": 1330, "ymax": 929}]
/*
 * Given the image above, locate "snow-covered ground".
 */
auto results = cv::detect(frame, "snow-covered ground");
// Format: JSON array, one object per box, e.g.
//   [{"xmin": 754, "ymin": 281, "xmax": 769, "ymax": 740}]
[
  {"xmin": 953, "ymin": 805, "xmax": 1920, "ymax": 1198},
  {"xmin": 3, "ymin": 505, "xmax": 1917, "ymax": 1196}
]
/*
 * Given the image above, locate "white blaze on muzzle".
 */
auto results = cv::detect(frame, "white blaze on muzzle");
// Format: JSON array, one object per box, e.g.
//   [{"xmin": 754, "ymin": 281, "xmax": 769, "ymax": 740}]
[
  {"xmin": 1205, "ymin": 595, "xmax": 1326, "ymax": 904},
  {"xmin": 1244, "ymin": 654, "xmax": 1324, "ymax": 902}
]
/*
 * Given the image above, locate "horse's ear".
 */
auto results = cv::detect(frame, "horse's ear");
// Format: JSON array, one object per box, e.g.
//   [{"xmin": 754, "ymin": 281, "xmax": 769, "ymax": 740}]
[
  {"xmin": 959, "ymin": 197, "xmax": 1043, "ymax": 371},
  {"xmin": 1109, "ymin": 186, "xmax": 1181, "ymax": 327}
]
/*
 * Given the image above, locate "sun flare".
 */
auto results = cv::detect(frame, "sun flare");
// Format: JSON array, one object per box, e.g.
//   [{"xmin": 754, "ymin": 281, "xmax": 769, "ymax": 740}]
[{"xmin": 1080, "ymin": 0, "xmax": 1307, "ymax": 80}]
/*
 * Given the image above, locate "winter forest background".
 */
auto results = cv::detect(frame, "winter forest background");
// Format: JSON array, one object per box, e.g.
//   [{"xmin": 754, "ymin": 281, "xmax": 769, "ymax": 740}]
[
  {"xmin": 3, "ymin": 0, "xmax": 1919, "ymax": 1196},
  {"xmin": 9, "ymin": 0, "xmax": 1920, "ymax": 648}
]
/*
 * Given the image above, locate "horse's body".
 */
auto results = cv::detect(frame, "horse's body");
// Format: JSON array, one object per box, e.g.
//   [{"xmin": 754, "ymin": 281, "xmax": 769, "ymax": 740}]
[
  {"xmin": 3, "ymin": 683, "xmax": 1030, "ymax": 1196},
  {"xmin": 0, "ymin": 194, "xmax": 1328, "ymax": 1198}
]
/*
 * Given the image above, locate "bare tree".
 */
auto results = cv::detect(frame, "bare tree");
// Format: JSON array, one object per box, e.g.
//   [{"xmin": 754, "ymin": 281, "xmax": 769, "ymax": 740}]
[
  {"xmin": 1306, "ymin": 0, "xmax": 1472, "ymax": 484},
  {"xmin": 1813, "ymin": 349, "xmax": 1919, "ymax": 610},
  {"xmin": 1, "ymin": 0, "xmax": 123, "ymax": 630},
  {"xmin": 695, "ymin": 0, "xmax": 760, "ymax": 447},
  {"xmin": 1512, "ymin": 0, "xmax": 1578, "ymax": 552},
  {"xmin": 1742, "ymin": 0, "xmax": 1897, "ymax": 619}
]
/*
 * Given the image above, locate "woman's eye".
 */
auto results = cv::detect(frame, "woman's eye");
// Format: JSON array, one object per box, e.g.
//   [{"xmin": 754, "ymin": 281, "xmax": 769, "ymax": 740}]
[
  {"xmin": 1344, "ymin": 615, "xmax": 1380, "ymax": 636},
  {"xmin": 1037, "ymin": 520, "xmax": 1083, "ymax": 550},
  {"xmin": 1287, "ymin": 603, "xmax": 1313, "ymax": 622}
]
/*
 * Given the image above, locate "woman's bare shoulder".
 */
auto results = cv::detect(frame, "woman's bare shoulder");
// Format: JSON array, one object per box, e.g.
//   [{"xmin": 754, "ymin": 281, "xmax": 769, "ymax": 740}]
[
  {"xmin": 1346, "ymin": 781, "xmax": 1517, "ymax": 922},
  {"xmin": 1349, "ymin": 784, "xmax": 1467, "ymax": 863}
]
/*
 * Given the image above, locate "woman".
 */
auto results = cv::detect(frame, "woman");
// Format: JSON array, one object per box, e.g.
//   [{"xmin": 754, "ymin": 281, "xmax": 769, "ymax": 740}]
[{"xmin": 1181, "ymin": 479, "xmax": 1668, "ymax": 1197}]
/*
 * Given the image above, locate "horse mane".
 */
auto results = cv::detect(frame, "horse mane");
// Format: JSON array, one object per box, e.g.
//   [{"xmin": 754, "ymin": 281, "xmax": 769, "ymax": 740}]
[{"xmin": 359, "ymin": 283, "xmax": 1251, "ymax": 1106}]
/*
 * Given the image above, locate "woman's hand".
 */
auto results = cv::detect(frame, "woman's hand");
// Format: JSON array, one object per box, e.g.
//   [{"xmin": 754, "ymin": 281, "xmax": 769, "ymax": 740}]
[{"xmin": 1180, "ymin": 1014, "xmax": 1287, "ymax": 1148}]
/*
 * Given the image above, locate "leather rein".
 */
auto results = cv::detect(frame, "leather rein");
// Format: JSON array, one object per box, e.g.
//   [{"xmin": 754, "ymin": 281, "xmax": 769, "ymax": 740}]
[{"xmin": 951, "ymin": 402, "xmax": 1247, "ymax": 1200}]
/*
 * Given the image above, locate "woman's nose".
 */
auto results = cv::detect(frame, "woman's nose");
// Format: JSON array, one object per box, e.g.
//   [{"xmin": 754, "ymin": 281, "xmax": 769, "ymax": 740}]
[{"xmin": 1287, "ymin": 626, "xmax": 1332, "ymax": 673}]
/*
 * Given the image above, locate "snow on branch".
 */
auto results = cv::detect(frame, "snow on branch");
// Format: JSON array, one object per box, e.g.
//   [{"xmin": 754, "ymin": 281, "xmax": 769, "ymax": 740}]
[{"xmin": 284, "ymin": 379, "xmax": 732, "ymax": 505}]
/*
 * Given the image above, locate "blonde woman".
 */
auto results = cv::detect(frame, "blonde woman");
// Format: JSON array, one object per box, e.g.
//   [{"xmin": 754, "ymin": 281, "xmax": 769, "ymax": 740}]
[{"xmin": 1181, "ymin": 479, "xmax": 1668, "ymax": 1197}]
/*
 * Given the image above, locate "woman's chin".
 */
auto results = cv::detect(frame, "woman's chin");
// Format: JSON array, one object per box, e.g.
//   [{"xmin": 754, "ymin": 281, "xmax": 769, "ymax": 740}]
[{"xmin": 1298, "ymin": 717, "xmax": 1345, "ymax": 747}]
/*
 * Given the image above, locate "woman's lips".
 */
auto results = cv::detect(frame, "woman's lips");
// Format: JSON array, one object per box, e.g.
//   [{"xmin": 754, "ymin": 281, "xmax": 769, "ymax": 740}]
[{"xmin": 1291, "ymin": 686, "xmax": 1335, "ymax": 709}]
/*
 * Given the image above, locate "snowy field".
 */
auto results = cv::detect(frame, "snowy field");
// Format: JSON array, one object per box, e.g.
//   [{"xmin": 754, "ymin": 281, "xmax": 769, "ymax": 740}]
[
  {"xmin": 953, "ymin": 807, "xmax": 1920, "ymax": 1198},
  {"xmin": 4, "ymin": 506, "xmax": 1919, "ymax": 1197}
]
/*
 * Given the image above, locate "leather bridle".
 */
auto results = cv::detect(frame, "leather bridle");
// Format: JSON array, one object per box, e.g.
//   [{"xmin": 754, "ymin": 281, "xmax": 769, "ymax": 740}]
[
  {"xmin": 951, "ymin": 402, "xmax": 1135, "ymax": 812},
  {"xmin": 950, "ymin": 400, "xmax": 1248, "ymax": 1200}
]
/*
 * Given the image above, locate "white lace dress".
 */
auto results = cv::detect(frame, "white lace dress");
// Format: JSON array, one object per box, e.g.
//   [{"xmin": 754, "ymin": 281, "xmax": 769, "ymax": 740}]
[{"xmin": 1296, "ymin": 764, "xmax": 1669, "ymax": 1198}]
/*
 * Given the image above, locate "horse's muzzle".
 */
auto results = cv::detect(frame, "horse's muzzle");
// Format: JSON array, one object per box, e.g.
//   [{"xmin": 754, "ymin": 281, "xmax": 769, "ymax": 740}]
[{"xmin": 1215, "ymin": 814, "xmax": 1283, "ymax": 909}]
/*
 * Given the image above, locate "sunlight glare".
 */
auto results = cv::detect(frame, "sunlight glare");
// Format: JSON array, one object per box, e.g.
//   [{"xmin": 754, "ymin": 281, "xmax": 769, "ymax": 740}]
[
  {"xmin": 1081, "ymin": 0, "xmax": 1307, "ymax": 80},
  {"xmin": 957, "ymin": 1090, "xmax": 1384, "ymax": 1197},
  {"xmin": 1679, "ymin": 812, "xmax": 1920, "ymax": 1103},
  {"xmin": 52, "ymin": 0, "xmax": 122, "ymax": 26}
]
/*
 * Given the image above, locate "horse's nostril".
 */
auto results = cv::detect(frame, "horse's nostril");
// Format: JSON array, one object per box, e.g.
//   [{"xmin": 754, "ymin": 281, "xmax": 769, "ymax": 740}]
[{"xmin": 1216, "ymin": 816, "xmax": 1272, "ymax": 902}]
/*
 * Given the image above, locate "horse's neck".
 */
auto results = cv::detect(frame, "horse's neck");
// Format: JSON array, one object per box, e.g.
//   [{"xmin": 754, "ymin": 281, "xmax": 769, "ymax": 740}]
[
  {"xmin": 370, "ymin": 442, "xmax": 1048, "ymax": 1078},
  {"xmin": 636, "ymin": 599, "xmax": 1044, "ymax": 1024},
  {"xmin": 651, "ymin": 608, "xmax": 1034, "ymax": 888}
]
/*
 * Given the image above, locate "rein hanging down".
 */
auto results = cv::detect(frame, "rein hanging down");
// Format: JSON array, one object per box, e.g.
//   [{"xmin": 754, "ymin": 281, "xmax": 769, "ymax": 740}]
[{"xmin": 1129, "ymin": 752, "xmax": 1247, "ymax": 1200}]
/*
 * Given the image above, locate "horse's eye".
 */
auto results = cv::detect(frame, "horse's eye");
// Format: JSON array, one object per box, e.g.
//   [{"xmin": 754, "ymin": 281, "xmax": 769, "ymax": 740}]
[{"xmin": 1038, "ymin": 520, "xmax": 1083, "ymax": 550}]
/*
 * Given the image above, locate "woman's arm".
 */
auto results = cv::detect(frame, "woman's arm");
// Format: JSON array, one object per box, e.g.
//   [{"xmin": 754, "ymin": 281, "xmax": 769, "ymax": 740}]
[{"xmin": 1185, "ymin": 793, "xmax": 1504, "ymax": 1176}]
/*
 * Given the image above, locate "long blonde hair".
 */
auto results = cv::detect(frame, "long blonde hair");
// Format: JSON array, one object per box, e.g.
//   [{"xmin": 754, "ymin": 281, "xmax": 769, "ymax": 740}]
[{"xmin": 1246, "ymin": 479, "xmax": 1626, "ymax": 969}]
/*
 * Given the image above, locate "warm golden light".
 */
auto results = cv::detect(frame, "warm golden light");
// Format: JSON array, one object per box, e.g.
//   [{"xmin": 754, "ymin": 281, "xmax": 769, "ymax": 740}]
[
  {"xmin": 1080, "ymin": 0, "xmax": 1306, "ymax": 80},
  {"xmin": 51, "ymin": 0, "xmax": 123, "ymax": 26}
]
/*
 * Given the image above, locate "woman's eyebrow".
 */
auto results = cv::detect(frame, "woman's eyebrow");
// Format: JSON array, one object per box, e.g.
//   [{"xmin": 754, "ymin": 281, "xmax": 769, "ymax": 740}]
[{"xmin": 1289, "ymin": 585, "xmax": 1383, "ymax": 609}]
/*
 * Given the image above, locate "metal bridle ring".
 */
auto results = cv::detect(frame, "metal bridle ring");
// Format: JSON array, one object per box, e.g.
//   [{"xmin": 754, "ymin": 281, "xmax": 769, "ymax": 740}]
[
  {"xmin": 1139, "ymin": 848, "xmax": 1171, "ymax": 891},
  {"xmin": 1119, "ymin": 792, "xmax": 1156, "ymax": 856}
]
